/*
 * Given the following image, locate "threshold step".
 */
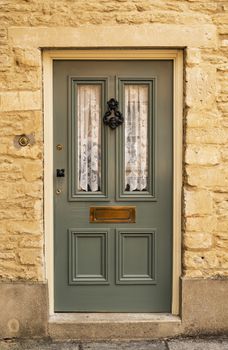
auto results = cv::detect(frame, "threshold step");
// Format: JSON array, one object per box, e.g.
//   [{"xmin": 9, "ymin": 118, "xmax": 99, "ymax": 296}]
[{"xmin": 48, "ymin": 313, "xmax": 182, "ymax": 340}]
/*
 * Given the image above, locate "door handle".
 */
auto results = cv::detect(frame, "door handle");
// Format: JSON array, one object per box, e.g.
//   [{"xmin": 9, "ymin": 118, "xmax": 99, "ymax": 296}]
[{"xmin": 56, "ymin": 169, "xmax": 65, "ymax": 177}]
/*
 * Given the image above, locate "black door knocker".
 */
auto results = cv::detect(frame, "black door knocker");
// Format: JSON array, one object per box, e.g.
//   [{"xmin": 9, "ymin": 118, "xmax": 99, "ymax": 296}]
[{"xmin": 103, "ymin": 98, "xmax": 124, "ymax": 129}]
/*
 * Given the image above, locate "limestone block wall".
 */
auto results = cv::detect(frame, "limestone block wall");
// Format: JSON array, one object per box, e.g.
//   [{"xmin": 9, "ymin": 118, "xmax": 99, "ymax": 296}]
[{"xmin": 0, "ymin": 0, "xmax": 227, "ymax": 282}]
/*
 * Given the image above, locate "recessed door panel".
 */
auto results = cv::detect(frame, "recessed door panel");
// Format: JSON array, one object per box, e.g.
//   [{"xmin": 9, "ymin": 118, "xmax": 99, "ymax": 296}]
[
  {"xmin": 54, "ymin": 60, "xmax": 173, "ymax": 312},
  {"xmin": 69, "ymin": 229, "xmax": 109, "ymax": 285},
  {"xmin": 116, "ymin": 229, "xmax": 156, "ymax": 284}
]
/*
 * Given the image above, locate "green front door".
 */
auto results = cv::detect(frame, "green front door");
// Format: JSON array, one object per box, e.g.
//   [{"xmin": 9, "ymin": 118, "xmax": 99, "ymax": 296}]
[{"xmin": 53, "ymin": 60, "xmax": 173, "ymax": 312}]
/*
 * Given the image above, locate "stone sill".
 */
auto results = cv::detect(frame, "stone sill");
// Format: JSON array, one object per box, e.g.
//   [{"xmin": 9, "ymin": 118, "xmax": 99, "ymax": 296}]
[
  {"xmin": 48, "ymin": 313, "xmax": 182, "ymax": 340},
  {"xmin": 49, "ymin": 313, "xmax": 181, "ymax": 324}
]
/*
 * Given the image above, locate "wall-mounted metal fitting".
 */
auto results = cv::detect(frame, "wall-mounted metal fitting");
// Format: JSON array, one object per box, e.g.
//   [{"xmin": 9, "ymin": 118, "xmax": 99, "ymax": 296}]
[
  {"xmin": 18, "ymin": 134, "xmax": 30, "ymax": 147},
  {"xmin": 14, "ymin": 133, "xmax": 35, "ymax": 149}
]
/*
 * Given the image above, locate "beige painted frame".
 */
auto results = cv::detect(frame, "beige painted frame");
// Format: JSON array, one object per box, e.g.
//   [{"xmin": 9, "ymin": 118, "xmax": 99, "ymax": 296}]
[{"xmin": 43, "ymin": 49, "xmax": 183, "ymax": 316}]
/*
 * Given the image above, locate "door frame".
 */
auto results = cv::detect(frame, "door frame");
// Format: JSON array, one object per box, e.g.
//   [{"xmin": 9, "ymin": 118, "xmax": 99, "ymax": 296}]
[{"xmin": 43, "ymin": 49, "xmax": 183, "ymax": 315}]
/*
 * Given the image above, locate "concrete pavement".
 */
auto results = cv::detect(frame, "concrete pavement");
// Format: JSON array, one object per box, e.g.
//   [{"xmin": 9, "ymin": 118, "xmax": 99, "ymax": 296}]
[{"xmin": 0, "ymin": 337, "xmax": 228, "ymax": 350}]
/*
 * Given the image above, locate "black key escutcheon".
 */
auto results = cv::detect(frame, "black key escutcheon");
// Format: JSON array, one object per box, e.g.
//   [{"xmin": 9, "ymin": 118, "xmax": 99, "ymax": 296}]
[{"xmin": 56, "ymin": 169, "xmax": 65, "ymax": 177}]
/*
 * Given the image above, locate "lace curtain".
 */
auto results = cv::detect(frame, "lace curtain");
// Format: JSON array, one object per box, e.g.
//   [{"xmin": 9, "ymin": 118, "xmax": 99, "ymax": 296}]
[
  {"xmin": 76, "ymin": 83, "xmax": 148, "ymax": 193},
  {"xmin": 125, "ymin": 85, "xmax": 148, "ymax": 191},
  {"xmin": 77, "ymin": 84, "xmax": 101, "ymax": 192}
]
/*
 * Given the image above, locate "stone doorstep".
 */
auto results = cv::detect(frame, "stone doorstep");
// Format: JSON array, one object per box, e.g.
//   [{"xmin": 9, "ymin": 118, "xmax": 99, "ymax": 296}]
[
  {"xmin": 1, "ymin": 279, "xmax": 228, "ymax": 339},
  {"xmin": 48, "ymin": 313, "xmax": 182, "ymax": 341}
]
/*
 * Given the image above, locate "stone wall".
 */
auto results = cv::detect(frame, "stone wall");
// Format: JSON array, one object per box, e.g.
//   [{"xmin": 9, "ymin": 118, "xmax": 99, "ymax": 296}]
[{"xmin": 0, "ymin": 0, "xmax": 227, "ymax": 282}]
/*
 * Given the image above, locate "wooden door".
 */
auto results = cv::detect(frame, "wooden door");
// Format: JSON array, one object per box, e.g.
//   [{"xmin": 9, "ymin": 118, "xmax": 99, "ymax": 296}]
[{"xmin": 53, "ymin": 60, "xmax": 173, "ymax": 312}]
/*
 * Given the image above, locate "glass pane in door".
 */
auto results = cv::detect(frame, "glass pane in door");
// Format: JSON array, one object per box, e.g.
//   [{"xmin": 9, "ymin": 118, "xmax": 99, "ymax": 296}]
[
  {"xmin": 124, "ymin": 84, "xmax": 148, "ymax": 192},
  {"xmin": 77, "ymin": 84, "xmax": 101, "ymax": 192}
]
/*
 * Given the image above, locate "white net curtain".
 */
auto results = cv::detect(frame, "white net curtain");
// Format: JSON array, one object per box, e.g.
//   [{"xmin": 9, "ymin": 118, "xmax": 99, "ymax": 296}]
[
  {"xmin": 124, "ymin": 84, "xmax": 148, "ymax": 191},
  {"xmin": 77, "ymin": 84, "xmax": 101, "ymax": 192},
  {"xmin": 76, "ymin": 83, "xmax": 148, "ymax": 193}
]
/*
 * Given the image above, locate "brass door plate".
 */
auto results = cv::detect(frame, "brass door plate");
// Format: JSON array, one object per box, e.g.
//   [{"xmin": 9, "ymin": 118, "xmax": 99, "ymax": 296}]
[{"xmin": 90, "ymin": 206, "xmax": 136, "ymax": 223}]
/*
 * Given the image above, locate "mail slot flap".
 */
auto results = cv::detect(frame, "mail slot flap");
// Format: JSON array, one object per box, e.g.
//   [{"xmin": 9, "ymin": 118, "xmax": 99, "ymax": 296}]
[{"xmin": 90, "ymin": 206, "xmax": 136, "ymax": 223}]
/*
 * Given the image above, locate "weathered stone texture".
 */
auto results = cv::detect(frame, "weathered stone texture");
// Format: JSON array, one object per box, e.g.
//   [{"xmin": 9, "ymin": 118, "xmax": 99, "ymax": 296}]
[
  {"xmin": 0, "ymin": 283, "xmax": 48, "ymax": 337},
  {"xmin": 182, "ymin": 2, "xmax": 227, "ymax": 279},
  {"xmin": 0, "ymin": 0, "xmax": 227, "ymax": 281},
  {"xmin": 0, "ymin": 91, "xmax": 41, "ymax": 112},
  {"xmin": 185, "ymin": 65, "xmax": 217, "ymax": 108},
  {"xmin": 185, "ymin": 145, "xmax": 220, "ymax": 165},
  {"xmin": 182, "ymin": 278, "xmax": 228, "ymax": 333}
]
